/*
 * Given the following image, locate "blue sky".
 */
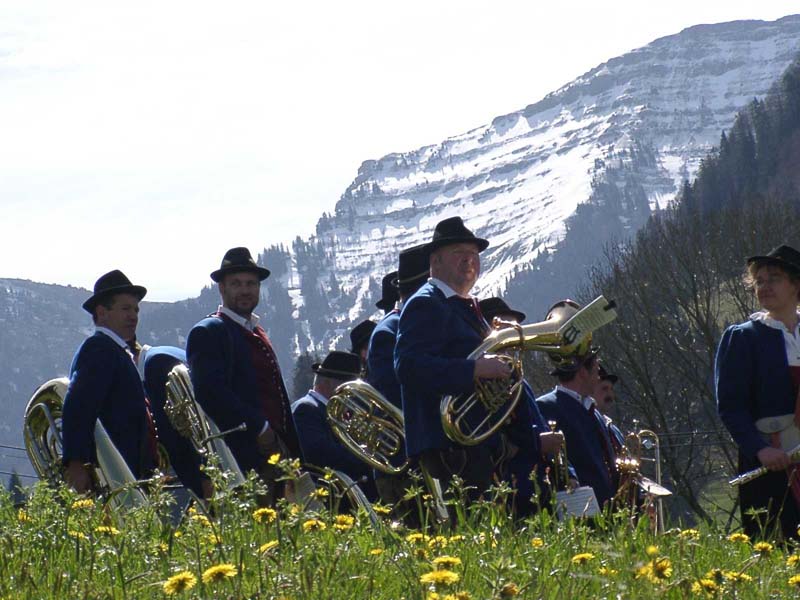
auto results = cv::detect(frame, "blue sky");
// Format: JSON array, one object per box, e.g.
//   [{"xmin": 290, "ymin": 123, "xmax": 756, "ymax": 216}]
[{"xmin": 1, "ymin": 1, "xmax": 798, "ymax": 300}]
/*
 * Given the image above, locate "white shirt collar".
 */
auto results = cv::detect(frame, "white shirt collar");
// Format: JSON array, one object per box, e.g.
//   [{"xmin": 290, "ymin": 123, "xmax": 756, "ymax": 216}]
[
  {"xmin": 429, "ymin": 277, "xmax": 472, "ymax": 300},
  {"xmin": 556, "ymin": 385, "xmax": 595, "ymax": 411},
  {"xmin": 218, "ymin": 305, "xmax": 260, "ymax": 332},
  {"xmin": 750, "ymin": 310, "xmax": 800, "ymax": 334},
  {"xmin": 95, "ymin": 326, "xmax": 129, "ymax": 350},
  {"xmin": 308, "ymin": 389, "xmax": 329, "ymax": 406}
]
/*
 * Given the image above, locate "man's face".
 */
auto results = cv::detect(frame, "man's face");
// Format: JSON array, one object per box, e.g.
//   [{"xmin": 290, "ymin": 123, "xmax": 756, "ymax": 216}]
[
  {"xmin": 95, "ymin": 293, "xmax": 140, "ymax": 342},
  {"xmin": 594, "ymin": 379, "xmax": 616, "ymax": 413},
  {"xmin": 219, "ymin": 271, "xmax": 260, "ymax": 317},
  {"xmin": 430, "ymin": 242, "xmax": 481, "ymax": 293}
]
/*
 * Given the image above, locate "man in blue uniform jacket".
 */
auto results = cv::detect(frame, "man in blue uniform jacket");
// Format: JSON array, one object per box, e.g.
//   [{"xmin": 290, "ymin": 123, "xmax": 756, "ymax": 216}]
[
  {"xmin": 62, "ymin": 270, "xmax": 154, "ymax": 493},
  {"xmin": 395, "ymin": 216, "xmax": 512, "ymax": 498},
  {"xmin": 291, "ymin": 350, "xmax": 377, "ymax": 499},
  {"xmin": 536, "ymin": 301, "xmax": 619, "ymax": 508},
  {"xmin": 186, "ymin": 247, "xmax": 301, "ymax": 492}
]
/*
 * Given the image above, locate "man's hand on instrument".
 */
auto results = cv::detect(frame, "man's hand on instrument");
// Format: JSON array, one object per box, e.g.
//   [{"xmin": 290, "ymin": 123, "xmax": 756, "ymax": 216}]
[
  {"xmin": 65, "ymin": 460, "xmax": 93, "ymax": 494},
  {"xmin": 539, "ymin": 431, "xmax": 564, "ymax": 455},
  {"xmin": 757, "ymin": 446, "xmax": 791, "ymax": 471},
  {"xmin": 474, "ymin": 355, "xmax": 512, "ymax": 379}
]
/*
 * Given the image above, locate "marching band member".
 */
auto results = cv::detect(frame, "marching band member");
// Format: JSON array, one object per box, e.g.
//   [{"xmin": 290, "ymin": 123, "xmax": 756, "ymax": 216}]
[
  {"xmin": 367, "ymin": 243, "xmax": 429, "ymax": 509},
  {"xmin": 349, "ymin": 319, "xmax": 377, "ymax": 374},
  {"xmin": 395, "ymin": 217, "xmax": 510, "ymax": 501},
  {"xmin": 593, "ymin": 364, "xmax": 626, "ymax": 453},
  {"xmin": 62, "ymin": 270, "xmax": 154, "ymax": 493},
  {"xmin": 186, "ymin": 247, "xmax": 301, "ymax": 502},
  {"xmin": 376, "ymin": 271, "xmax": 400, "ymax": 314},
  {"xmin": 291, "ymin": 351, "xmax": 377, "ymax": 499},
  {"xmin": 536, "ymin": 301, "xmax": 619, "ymax": 508},
  {"xmin": 716, "ymin": 245, "xmax": 800, "ymax": 539},
  {"xmin": 478, "ymin": 297, "xmax": 565, "ymax": 515}
]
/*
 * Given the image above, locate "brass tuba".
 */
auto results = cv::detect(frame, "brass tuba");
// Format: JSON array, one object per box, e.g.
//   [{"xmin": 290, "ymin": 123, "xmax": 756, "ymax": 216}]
[
  {"xmin": 327, "ymin": 379, "xmax": 408, "ymax": 476},
  {"xmin": 23, "ymin": 378, "xmax": 147, "ymax": 508},
  {"xmin": 441, "ymin": 295, "xmax": 618, "ymax": 446},
  {"xmin": 163, "ymin": 364, "xmax": 247, "ymax": 486}
]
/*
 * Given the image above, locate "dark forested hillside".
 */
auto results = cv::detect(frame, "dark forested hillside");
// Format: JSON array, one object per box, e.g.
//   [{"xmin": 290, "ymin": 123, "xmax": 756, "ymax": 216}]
[{"xmin": 581, "ymin": 58, "xmax": 800, "ymax": 523}]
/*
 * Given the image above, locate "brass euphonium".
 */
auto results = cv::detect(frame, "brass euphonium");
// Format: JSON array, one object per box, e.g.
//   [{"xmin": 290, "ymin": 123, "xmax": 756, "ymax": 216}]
[
  {"xmin": 23, "ymin": 377, "xmax": 147, "ymax": 508},
  {"xmin": 327, "ymin": 379, "xmax": 409, "ymax": 476},
  {"xmin": 441, "ymin": 295, "xmax": 618, "ymax": 446},
  {"xmin": 163, "ymin": 364, "xmax": 247, "ymax": 486}
]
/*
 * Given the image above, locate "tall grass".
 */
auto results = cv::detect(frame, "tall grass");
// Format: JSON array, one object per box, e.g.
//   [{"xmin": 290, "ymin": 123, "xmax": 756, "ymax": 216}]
[{"xmin": 2, "ymin": 463, "xmax": 799, "ymax": 599}]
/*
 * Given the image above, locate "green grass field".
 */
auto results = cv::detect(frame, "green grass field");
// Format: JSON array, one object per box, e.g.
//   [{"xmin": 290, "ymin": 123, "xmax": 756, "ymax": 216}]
[{"xmin": 3, "ymin": 462, "xmax": 800, "ymax": 599}]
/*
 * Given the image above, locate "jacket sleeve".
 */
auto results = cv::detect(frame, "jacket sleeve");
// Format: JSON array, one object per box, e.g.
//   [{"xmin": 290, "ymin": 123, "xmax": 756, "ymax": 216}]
[
  {"xmin": 292, "ymin": 400, "xmax": 369, "ymax": 478},
  {"xmin": 394, "ymin": 294, "xmax": 476, "ymax": 396},
  {"xmin": 367, "ymin": 326, "xmax": 400, "ymax": 403},
  {"xmin": 62, "ymin": 340, "xmax": 115, "ymax": 464},
  {"xmin": 186, "ymin": 323, "xmax": 266, "ymax": 435},
  {"xmin": 715, "ymin": 324, "xmax": 767, "ymax": 460}
]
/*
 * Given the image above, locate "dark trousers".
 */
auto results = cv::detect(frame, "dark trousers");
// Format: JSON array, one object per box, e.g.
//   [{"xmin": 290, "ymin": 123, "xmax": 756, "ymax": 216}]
[
  {"xmin": 739, "ymin": 457, "xmax": 800, "ymax": 541},
  {"xmin": 419, "ymin": 445, "xmax": 495, "ymax": 503}
]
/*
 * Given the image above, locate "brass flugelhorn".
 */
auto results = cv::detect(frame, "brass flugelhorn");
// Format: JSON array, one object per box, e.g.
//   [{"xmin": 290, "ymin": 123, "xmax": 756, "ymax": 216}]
[
  {"xmin": 327, "ymin": 379, "xmax": 409, "ymax": 476},
  {"xmin": 729, "ymin": 443, "xmax": 800, "ymax": 486},
  {"xmin": 441, "ymin": 295, "xmax": 618, "ymax": 446}
]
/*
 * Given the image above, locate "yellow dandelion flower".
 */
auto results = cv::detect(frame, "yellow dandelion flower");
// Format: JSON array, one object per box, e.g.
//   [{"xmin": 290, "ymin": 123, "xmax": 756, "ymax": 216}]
[
  {"xmin": 174, "ymin": 530, "xmax": 183, "ymax": 538},
  {"xmin": 268, "ymin": 453, "xmax": 281, "ymax": 465},
  {"xmin": 691, "ymin": 579, "xmax": 718, "ymax": 596},
  {"xmin": 723, "ymin": 570, "xmax": 752, "ymax": 583},
  {"xmin": 259, "ymin": 540, "xmax": 279, "ymax": 553},
  {"xmin": 201, "ymin": 563, "xmax": 237, "ymax": 584},
  {"xmin": 636, "ymin": 564, "xmax": 653, "ymax": 580},
  {"xmin": 288, "ymin": 504, "xmax": 302, "ymax": 516},
  {"xmin": 531, "ymin": 537, "xmax": 544, "ymax": 548},
  {"xmin": 373, "ymin": 504, "xmax": 392, "ymax": 516},
  {"xmin": 727, "ymin": 532, "xmax": 750, "ymax": 544},
  {"xmin": 95, "ymin": 525, "xmax": 120, "ymax": 536},
  {"xmin": 571, "ymin": 552, "xmax": 595, "ymax": 565},
  {"xmin": 499, "ymin": 582, "xmax": 520, "ymax": 597},
  {"xmin": 651, "ymin": 557, "xmax": 672, "ymax": 580},
  {"xmin": 68, "ymin": 530, "xmax": 87, "ymax": 540},
  {"xmin": 788, "ymin": 555, "xmax": 800, "ymax": 567},
  {"xmin": 754, "ymin": 541, "xmax": 773, "ymax": 555},
  {"xmin": 312, "ymin": 487, "xmax": 330, "ymax": 499},
  {"xmin": 420, "ymin": 569, "xmax": 460, "ymax": 586},
  {"xmin": 406, "ymin": 532, "xmax": 428, "ymax": 544},
  {"xmin": 432, "ymin": 556, "xmax": 462, "ymax": 570},
  {"xmin": 453, "ymin": 593, "xmax": 472, "ymax": 600},
  {"xmin": 428, "ymin": 535, "xmax": 448, "ymax": 549},
  {"xmin": 448, "ymin": 535, "xmax": 464, "ymax": 543},
  {"xmin": 369, "ymin": 548, "xmax": 384, "ymax": 556},
  {"xmin": 646, "ymin": 545, "xmax": 659, "ymax": 557},
  {"xmin": 678, "ymin": 528, "xmax": 699, "ymax": 540},
  {"xmin": 333, "ymin": 514, "xmax": 355, "ymax": 532},
  {"xmin": 163, "ymin": 571, "xmax": 197, "ymax": 595},
  {"xmin": 206, "ymin": 533, "xmax": 222, "ymax": 545},
  {"xmin": 252, "ymin": 507, "xmax": 277, "ymax": 524},
  {"xmin": 17, "ymin": 509, "xmax": 30, "ymax": 523},
  {"xmin": 302, "ymin": 518, "xmax": 326, "ymax": 532},
  {"xmin": 157, "ymin": 541, "xmax": 169, "ymax": 553},
  {"xmin": 71, "ymin": 498, "xmax": 94, "ymax": 510},
  {"xmin": 704, "ymin": 569, "xmax": 724, "ymax": 583},
  {"xmin": 190, "ymin": 514, "xmax": 212, "ymax": 527},
  {"xmin": 789, "ymin": 574, "xmax": 800, "ymax": 588},
  {"xmin": 598, "ymin": 566, "xmax": 618, "ymax": 577},
  {"xmin": 427, "ymin": 593, "xmax": 440, "ymax": 600}
]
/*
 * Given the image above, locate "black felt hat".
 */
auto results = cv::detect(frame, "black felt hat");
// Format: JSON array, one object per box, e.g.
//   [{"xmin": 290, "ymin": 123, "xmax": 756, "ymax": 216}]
[
  {"xmin": 426, "ymin": 217, "xmax": 489, "ymax": 253},
  {"xmin": 396, "ymin": 243, "xmax": 430, "ymax": 294},
  {"xmin": 312, "ymin": 350, "xmax": 362, "ymax": 380},
  {"xmin": 746, "ymin": 244, "xmax": 800, "ymax": 276},
  {"xmin": 478, "ymin": 297, "xmax": 526, "ymax": 324},
  {"xmin": 598, "ymin": 364, "xmax": 619, "ymax": 384},
  {"xmin": 210, "ymin": 247, "xmax": 271, "ymax": 282},
  {"xmin": 376, "ymin": 271, "xmax": 399, "ymax": 312},
  {"xmin": 82, "ymin": 270, "xmax": 147, "ymax": 314},
  {"xmin": 349, "ymin": 319, "xmax": 377, "ymax": 354}
]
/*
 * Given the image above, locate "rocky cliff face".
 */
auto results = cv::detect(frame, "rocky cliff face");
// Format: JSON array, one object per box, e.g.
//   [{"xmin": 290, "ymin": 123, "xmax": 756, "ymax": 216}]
[{"xmin": 2, "ymin": 16, "xmax": 800, "ymax": 481}]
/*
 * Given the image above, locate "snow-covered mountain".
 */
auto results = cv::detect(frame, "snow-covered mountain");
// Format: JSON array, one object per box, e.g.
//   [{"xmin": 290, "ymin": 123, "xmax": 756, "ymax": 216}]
[{"xmin": 285, "ymin": 16, "xmax": 800, "ymax": 349}]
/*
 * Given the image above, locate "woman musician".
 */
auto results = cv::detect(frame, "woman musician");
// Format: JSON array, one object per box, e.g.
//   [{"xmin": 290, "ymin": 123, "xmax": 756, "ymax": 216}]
[{"xmin": 716, "ymin": 245, "xmax": 800, "ymax": 540}]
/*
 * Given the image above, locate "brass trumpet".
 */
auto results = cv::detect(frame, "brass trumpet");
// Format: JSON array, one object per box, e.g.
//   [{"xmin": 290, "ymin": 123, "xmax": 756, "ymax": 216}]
[{"xmin": 441, "ymin": 295, "xmax": 617, "ymax": 446}]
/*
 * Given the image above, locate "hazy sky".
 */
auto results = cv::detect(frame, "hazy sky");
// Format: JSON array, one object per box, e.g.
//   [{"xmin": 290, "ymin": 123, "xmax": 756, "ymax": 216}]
[{"xmin": 1, "ymin": 1, "xmax": 798, "ymax": 300}]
